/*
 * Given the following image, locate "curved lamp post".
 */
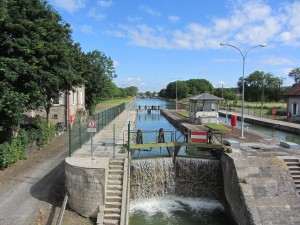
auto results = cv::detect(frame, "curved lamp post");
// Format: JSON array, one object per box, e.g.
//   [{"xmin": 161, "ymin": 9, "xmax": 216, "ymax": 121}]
[{"xmin": 220, "ymin": 42, "xmax": 266, "ymax": 138}]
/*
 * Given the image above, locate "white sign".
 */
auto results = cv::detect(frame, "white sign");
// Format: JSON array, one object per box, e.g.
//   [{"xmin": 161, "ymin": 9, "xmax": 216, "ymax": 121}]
[
  {"xmin": 88, "ymin": 120, "xmax": 96, "ymax": 128},
  {"xmin": 87, "ymin": 128, "xmax": 96, "ymax": 133}
]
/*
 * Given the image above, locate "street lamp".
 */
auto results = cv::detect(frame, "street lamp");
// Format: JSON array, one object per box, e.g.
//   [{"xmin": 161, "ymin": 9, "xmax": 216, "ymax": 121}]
[
  {"xmin": 171, "ymin": 77, "xmax": 183, "ymax": 111},
  {"xmin": 220, "ymin": 42, "xmax": 267, "ymax": 138}
]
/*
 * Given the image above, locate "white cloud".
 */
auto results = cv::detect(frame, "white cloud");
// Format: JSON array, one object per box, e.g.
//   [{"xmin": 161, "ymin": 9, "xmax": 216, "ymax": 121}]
[
  {"xmin": 113, "ymin": 60, "xmax": 119, "ymax": 68},
  {"xmin": 139, "ymin": 5, "xmax": 161, "ymax": 17},
  {"xmin": 168, "ymin": 15, "xmax": 180, "ymax": 23},
  {"xmin": 97, "ymin": 0, "xmax": 113, "ymax": 8},
  {"xmin": 87, "ymin": 7, "xmax": 106, "ymax": 20},
  {"xmin": 107, "ymin": 0, "xmax": 300, "ymax": 49},
  {"xmin": 278, "ymin": 1, "xmax": 300, "ymax": 46},
  {"xmin": 262, "ymin": 56, "xmax": 294, "ymax": 66},
  {"xmin": 79, "ymin": 24, "xmax": 94, "ymax": 34},
  {"xmin": 120, "ymin": 77, "xmax": 145, "ymax": 88},
  {"xmin": 53, "ymin": 0, "xmax": 86, "ymax": 13}
]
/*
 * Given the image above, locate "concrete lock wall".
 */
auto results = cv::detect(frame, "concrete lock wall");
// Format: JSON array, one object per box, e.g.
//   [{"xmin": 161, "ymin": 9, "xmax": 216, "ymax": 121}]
[
  {"xmin": 221, "ymin": 154, "xmax": 253, "ymax": 225},
  {"xmin": 65, "ymin": 161, "xmax": 107, "ymax": 218}
]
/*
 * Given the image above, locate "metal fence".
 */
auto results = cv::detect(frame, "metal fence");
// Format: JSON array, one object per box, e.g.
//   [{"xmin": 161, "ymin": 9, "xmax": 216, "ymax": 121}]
[
  {"xmin": 69, "ymin": 102, "xmax": 126, "ymax": 156},
  {"xmin": 220, "ymin": 104, "xmax": 288, "ymax": 120}
]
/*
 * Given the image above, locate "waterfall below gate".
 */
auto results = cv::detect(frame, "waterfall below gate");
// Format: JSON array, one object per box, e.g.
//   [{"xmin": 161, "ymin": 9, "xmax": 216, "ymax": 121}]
[{"xmin": 130, "ymin": 157, "xmax": 221, "ymax": 200}]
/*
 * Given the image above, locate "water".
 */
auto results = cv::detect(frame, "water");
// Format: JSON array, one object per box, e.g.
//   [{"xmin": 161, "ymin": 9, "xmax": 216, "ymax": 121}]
[
  {"xmin": 129, "ymin": 98, "xmax": 234, "ymax": 225},
  {"xmin": 130, "ymin": 98, "xmax": 186, "ymax": 158},
  {"xmin": 130, "ymin": 196, "xmax": 233, "ymax": 225}
]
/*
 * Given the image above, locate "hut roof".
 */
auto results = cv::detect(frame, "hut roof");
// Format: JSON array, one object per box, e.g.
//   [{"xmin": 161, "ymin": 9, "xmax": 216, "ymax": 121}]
[
  {"xmin": 188, "ymin": 93, "xmax": 223, "ymax": 102},
  {"xmin": 285, "ymin": 83, "xmax": 300, "ymax": 96}
]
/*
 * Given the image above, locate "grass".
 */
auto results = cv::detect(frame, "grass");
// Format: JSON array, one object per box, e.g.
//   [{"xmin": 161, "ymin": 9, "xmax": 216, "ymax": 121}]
[
  {"xmin": 177, "ymin": 111, "xmax": 189, "ymax": 118},
  {"xmin": 94, "ymin": 97, "xmax": 135, "ymax": 111},
  {"xmin": 205, "ymin": 124, "xmax": 230, "ymax": 131}
]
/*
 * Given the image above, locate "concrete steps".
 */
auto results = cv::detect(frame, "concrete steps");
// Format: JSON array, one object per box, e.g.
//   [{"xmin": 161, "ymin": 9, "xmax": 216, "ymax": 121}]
[
  {"xmin": 282, "ymin": 157, "xmax": 300, "ymax": 196},
  {"xmin": 103, "ymin": 158, "xmax": 124, "ymax": 225}
]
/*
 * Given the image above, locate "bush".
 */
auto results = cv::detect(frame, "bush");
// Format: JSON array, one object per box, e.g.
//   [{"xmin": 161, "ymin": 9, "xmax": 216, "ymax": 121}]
[
  {"xmin": 0, "ymin": 129, "xmax": 29, "ymax": 169},
  {"xmin": 35, "ymin": 120, "xmax": 55, "ymax": 147},
  {"xmin": 0, "ymin": 120, "xmax": 55, "ymax": 169}
]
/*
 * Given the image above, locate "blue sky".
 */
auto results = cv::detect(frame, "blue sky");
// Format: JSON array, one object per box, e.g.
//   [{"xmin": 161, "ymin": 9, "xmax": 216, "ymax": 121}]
[{"xmin": 48, "ymin": 0, "xmax": 300, "ymax": 92}]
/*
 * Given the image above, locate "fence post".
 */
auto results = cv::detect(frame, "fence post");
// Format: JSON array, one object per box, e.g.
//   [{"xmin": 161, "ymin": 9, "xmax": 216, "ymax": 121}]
[
  {"xmin": 79, "ymin": 119, "xmax": 81, "ymax": 149},
  {"xmin": 98, "ymin": 112, "xmax": 100, "ymax": 132},
  {"xmin": 127, "ymin": 121, "xmax": 130, "ymax": 158},
  {"xmin": 69, "ymin": 123, "xmax": 71, "ymax": 157}
]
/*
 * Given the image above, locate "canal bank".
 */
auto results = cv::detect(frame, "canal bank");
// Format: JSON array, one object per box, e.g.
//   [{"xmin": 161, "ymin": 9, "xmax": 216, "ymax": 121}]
[
  {"xmin": 219, "ymin": 110, "xmax": 300, "ymax": 135},
  {"xmin": 162, "ymin": 110, "xmax": 300, "ymax": 225}
]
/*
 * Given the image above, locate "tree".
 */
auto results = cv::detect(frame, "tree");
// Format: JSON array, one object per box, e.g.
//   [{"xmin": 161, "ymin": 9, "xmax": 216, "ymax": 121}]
[
  {"xmin": 237, "ymin": 71, "xmax": 284, "ymax": 102},
  {"xmin": 288, "ymin": 68, "xmax": 300, "ymax": 84},
  {"xmin": 186, "ymin": 79, "xmax": 214, "ymax": 95},
  {"xmin": 0, "ymin": 0, "xmax": 84, "ymax": 140},
  {"xmin": 83, "ymin": 50, "xmax": 117, "ymax": 114}
]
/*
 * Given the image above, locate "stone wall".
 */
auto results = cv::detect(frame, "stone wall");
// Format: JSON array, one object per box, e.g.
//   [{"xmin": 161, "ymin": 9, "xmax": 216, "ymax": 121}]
[
  {"xmin": 65, "ymin": 160, "xmax": 108, "ymax": 218},
  {"xmin": 221, "ymin": 153, "xmax": 299, "ymax": 225}
]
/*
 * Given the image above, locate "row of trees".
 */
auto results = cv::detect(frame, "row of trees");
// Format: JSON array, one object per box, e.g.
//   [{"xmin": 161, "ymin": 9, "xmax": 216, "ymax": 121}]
[
  {"xmin": 158, "ymin": 71, "xmax": 294, "ymax": 102},
  {"xmin": 0, "ymin": 0, "xmax": 136, "ymax": 143}
]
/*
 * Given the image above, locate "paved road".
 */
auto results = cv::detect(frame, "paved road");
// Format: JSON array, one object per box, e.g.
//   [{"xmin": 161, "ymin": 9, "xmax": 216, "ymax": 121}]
[{"xmin": 0, "ymin": 141, "xmax": 68, "ymax": 225}]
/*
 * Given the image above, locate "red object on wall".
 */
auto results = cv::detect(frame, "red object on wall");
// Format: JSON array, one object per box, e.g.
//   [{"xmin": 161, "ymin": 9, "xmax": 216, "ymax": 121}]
[
  {"xmin": 190, "ymin": 131, "xmax": 207, "ymax": 143},
  {"xmin": 177, "ymin": 103, "xmax": 181, "ymax": 110},
  {"xmin": 69, "ymin": 114, "xmax": 74, "ymax": 123},
  {"xmin": 231, "ymin": 115, "xmax": 237, "ymax": 127}
]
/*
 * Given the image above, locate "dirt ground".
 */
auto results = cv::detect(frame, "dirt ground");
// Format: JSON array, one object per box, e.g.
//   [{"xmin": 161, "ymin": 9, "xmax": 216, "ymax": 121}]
[{"xmin": 0, "ymin": 132, "xmax": 95, "ymax": 225}]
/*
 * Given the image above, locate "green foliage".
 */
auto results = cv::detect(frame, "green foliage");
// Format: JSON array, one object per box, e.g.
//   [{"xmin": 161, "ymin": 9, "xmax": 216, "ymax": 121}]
[
  {"xmin": 84, "ymin": 50, "xmax": 117, "ymax": 114},
  {"xmin": 35, "ymin": 119, "xmax": 55, "ymax": 147},
  {"xmin": 0, "ymin": 119, "xmax": 55, "ymax": 169},
  {"xmin": 160, "ymin": 78, "xmax": 213, "ymax": 99},
  {"xmin": 0, "ymin": 129, "xmax": 29, "ymax": 169},
  {"xmin": 237, "ymin": 71, "xmax": 284, "ymax": 102},
  {"xmin": 288, "ymin": 67, "xmax": 300, "ymax": 84}
]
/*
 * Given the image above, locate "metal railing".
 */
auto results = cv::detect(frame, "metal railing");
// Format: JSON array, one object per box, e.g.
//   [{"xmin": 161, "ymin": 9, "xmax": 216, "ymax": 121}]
[{"xmin": 68, "ymin": 103, "xmax": 125, "ymax": 156}]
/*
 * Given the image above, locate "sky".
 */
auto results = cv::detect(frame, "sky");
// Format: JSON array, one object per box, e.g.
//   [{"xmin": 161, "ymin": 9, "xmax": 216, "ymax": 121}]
[{"xmin": 47, "ymin": 0, "xmax": 300, "ymax": 93}]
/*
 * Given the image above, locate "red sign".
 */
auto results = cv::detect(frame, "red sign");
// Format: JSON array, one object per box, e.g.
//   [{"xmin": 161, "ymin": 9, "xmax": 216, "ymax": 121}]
[
  {"xmin": 88, "ymin": 120, "xmax": 97, "ymax": 128},
  {"xmin": 69, "ymin": 114, "xmax": 74, "ymax": 123},
  {"xmin": 190, "ymin": 131, "xmax": 207, "ymax": 143}
]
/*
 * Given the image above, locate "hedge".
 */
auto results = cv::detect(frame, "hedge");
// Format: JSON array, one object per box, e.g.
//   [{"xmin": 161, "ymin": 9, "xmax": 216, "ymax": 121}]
[{"xmin": 0, "ymin": 120, "xmax": 55, "ymax": 169}]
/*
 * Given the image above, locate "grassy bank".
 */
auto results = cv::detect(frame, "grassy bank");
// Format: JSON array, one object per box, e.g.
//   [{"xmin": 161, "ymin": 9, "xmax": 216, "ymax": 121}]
[{"xmin": 94, "ymin": 97, "xmax": 136, "ymax": 112}]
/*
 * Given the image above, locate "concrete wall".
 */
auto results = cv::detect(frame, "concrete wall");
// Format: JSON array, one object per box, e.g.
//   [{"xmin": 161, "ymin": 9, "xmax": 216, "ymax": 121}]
[
  {"xmin": 221, "ymin": 153, "xmax": 298, "ymax": 225},
  {"xmin": 65, "ymin": 158, "xmax": 109, "ymax": 218}
]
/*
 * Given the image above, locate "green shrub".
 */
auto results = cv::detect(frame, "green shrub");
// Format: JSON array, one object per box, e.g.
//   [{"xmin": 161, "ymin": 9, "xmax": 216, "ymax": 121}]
[
  {"xmin": 35, "ymin": 120, "xmax": 55, "ymax": 147},
  {"xmin": 0, "ymin": 129, "xmax": 29, "ymax": 169},
  {"xmin": 0, "ymin": 120, "xmax": 55, "ymax": 169}
]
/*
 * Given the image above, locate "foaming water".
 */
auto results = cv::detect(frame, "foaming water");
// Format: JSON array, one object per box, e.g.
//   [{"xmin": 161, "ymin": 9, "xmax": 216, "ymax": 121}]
[{"xmin": 130, "ymin": 195, "xmax": 233, "ymax": 225}]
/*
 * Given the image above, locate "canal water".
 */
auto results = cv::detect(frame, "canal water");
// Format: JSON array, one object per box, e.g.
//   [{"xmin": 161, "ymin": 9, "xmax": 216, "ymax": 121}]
[{"xmin": 128, "ymin": 98, "xmax": 234, "ymax": 225}]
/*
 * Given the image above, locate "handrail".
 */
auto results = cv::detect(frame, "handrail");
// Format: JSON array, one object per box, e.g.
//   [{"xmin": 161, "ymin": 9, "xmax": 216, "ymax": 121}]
[{"xmin": 56, "ymin": 194, "xmax": 68, "ymax": 225}]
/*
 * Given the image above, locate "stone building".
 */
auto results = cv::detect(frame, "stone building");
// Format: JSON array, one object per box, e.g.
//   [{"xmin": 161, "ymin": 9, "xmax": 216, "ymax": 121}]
[{"xmin": 26, "ymin": 85, "xmax": 86, "ymax": 130}]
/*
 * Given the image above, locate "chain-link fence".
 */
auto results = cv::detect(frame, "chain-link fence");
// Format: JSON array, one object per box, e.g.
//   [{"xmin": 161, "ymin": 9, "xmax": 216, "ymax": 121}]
[{"xmin": 69, "ymin": 102, "xmax": 125, "ymax": 156}]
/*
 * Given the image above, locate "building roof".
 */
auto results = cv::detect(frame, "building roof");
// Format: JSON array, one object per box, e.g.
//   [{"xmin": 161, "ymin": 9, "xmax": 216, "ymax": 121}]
[
  {"xmin": 188, "ymin": 93, "xmax": 223, "ymax": 102},
  {"xmin": 285, "ymin": 83, "xmax": 300, "ymax": 96}
]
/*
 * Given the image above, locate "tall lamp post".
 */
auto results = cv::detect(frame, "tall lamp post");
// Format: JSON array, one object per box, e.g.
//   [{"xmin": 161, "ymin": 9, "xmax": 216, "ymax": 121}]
[
  {"xmin": 220, "ymin": 42, "xmax": 266, "ymax": 138},
  {"xmin": 171, "ymin": 77, "xmax": 183, "ymax": 111}
]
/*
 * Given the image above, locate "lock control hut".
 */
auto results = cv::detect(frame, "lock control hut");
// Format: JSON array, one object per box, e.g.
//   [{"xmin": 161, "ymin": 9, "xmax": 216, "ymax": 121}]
[{"xmin": 188, "ymin": 93, "xmax": 223, "ymax": 124}]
